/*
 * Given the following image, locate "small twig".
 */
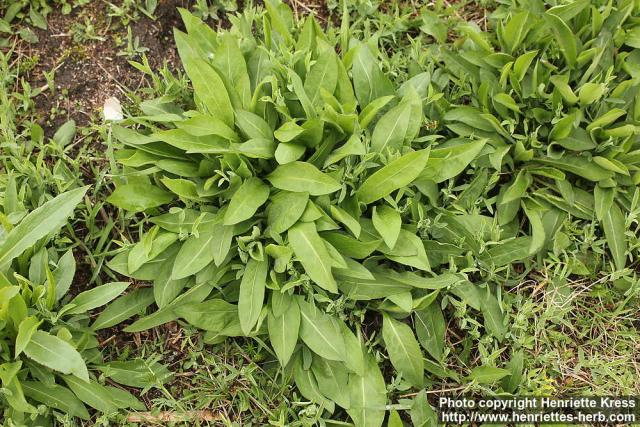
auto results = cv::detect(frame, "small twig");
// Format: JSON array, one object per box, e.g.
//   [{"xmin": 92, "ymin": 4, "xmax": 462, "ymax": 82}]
[
  {"xmin": 290, "ymin": 0, "xmax": 300, "ymax": 21},
  {"xmin": 126, "ymin": 410, "xmax": 222, "ymax": 423},
  {"xmin": 442, "ymin": 0, "xmax": 463, "ymax": 21},
  {"xmin": 99, "ymin": 335, "xmax": 116, "ymax": 347},
  {"xmin": 95, "ymin": 61, "xmax": 132, "ymax": 95},
  {"xmin": 173, "ymin": 372, "xmax": 196, "ymax": 377}
]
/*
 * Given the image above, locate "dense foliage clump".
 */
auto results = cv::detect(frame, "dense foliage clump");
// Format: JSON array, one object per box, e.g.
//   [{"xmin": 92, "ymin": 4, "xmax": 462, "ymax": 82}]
[
  {"xmin": 0, "ymin": 188, "xmax": 174, "ymax": 423},
  {"xmin": 1, "ymin": 0, "xmax": 639, "ymax": 424},
  {"xmin": 105, "ymin": 0, "xmax": 640, "ymax": 424}
]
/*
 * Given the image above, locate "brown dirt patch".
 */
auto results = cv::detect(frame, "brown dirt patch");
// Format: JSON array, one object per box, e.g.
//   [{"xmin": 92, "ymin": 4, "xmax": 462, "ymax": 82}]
[
  {"xmin": 287, "ymin": 0, "xmax": 330, "ymax": 24},
  {"xmin": 15, "ymin": 0, "xmax": 189, "ymax": 135},
  {"xmin": 11, "ymin": 0, "xmax": 337, "ymax": 137}
]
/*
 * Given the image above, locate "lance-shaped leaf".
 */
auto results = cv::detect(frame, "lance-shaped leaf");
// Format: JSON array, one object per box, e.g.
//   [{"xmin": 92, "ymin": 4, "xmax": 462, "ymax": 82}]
[
  {"xmin": 357, "ymin": 149, "xmax": 430, "ymax": 204},
  {"xmin": 544, "ymin": 13, "xmax": 577, "ymax": 68},
  {"xmin": 171, "ymin": 230, "xmax": 216, "ymax": 279},
  {"xmin": 288, "ymin": 222, "xmax": 337, "ymax": 292},
  {"xmin": 63, "ymin": 376, "xmax": 117, "ymax": 414},
  {"xmin": 419, "ymin": 139, "xmax": 486, "ymax": 183},
  {"xmin": 238, "ymin": 258, "xmax": 268, "ymax": 334},
  {"xmin": 0, "ymin": 187, "xmax": 87, "ymax": 270},
  {"xmin": 312, "ymin": 358, "xmax": 351, "ymax": 409},
  {"xmin": 267, "ymin": 162, "xmax": 341, "ymax": 195},
  {"xmin": 304, "ymin": 48, "xmax": 338, "ymax": 106},
  {"xmin": 414, "ymin": 303, "xmax": 445, "ymax": 361},
  {"xmin": 602, "ymin": 202, "xmax": 627, "ymax": 271},
  {"xmin": 370, "ymin": 90, "xmax": 422, "ymax": 153},
  {"xmin": 352, "ymin": 42, "xmax": 393, "ymax": 108},
  {"xmin": 224, "ymin": 177, "xmax": 270, "ymax": 225},
  {"xmin": 382, "ymin": 314, "xmax": 424, "ymax": 388},
  {"xmin": 346, "ymin": 354, "xmax": 387, "ymax": 427},
  {"xmin": 64, "ymin": 282, "xmax": 130, "ymax": 315},
  {"xmin": 183, "ymin": 58, "xmax": 234, "ymax": 126},
  {"xmin": 267, "ymin": 191, "xmax": 309, "ymax": 234},
  {"xmin": 92, "ymin": 288, "xmax": 155, "ymax": 330},
  {"xmin": 297, "ymin": 298, "xmax": 345, "ymax": 361},
  {"xmin": 24, "ymin": 331, "xmax": 89, "ymax": 382},
  {"xmin": 372, "ymin": 205, "xmax": 401, "ymax": 249},
  {"xmin": 22, "ymin": 382, "xmax": 90, "ymax": 420},
  {"xmin": 268, "ymin": 299, "xmax": 300, "ymax": 367}
]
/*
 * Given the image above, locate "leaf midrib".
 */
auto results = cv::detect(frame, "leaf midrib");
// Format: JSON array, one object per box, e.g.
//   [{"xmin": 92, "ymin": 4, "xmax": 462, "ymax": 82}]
[
  {"xmin": 294, "ymin": 226, "xmax": 333, "ymax": 289},
  {"xmin": 386, "ymin": 319, "xmax": 421, "ymax": 381},
  {"xmin": 375, "ymin": 103, "xmax": 410, "ymax": 152},
  {"xmin": 300, "ymin": 308, "xmax": 342, "ymax": 359}
]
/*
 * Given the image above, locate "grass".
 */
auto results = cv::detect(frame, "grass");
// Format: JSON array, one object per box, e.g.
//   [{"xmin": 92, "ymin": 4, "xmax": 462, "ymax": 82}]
[
  {"xmin": 1, "ymin": 0, "xmax": 639, "ymax": 425},
  {"xmin": 523, "ymin": 275, "xmax": 640, "ymax": 395},
  {"xmin": 97, "ymin": 325, "xmax": 320, "ymax": 426}
]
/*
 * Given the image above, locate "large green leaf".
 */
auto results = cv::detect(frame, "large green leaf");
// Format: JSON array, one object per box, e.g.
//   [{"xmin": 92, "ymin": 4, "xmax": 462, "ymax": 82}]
[
  {"xmin": 267, "ymin": 191, "xmax": 309, "ymax": 234},
  {"xmin": 183, "ymin": 58, "xmax": 234, "ymax": 126},
  {"xmin": 414, "ymin": 303, "xmax": 445, "ymax": 361},
  {"xmin": 370, "ymin": 92, "xmax": 421, "ymax": 153},
  {"xmin": 352, "ymin": 42, "xmax": 393, "ymax": 108},
  {"xmin": 92, "ymin": 288, "xmax": 155, "ymax": 330},
  {"xmin": 224, "ymin": 178, "xmax": 270, "ymax": 225},
  {"xmin": 24, "ymin": 331, "xmax": 89, "ymax": 382},
  {"xmin": 382, "ymin": 314, "xmax": 424, "ymax": 388},
  {"xmin": 304, "ymin": 48, "xmax": 338, "ymax": 106},
  {"xmin": 22, "ymin": 382, "xmax": 90, "ymax": 419},
  {"xmin": 467, "ymin": 366, "xmax": 511, "ymax": 384},
  {"xmin": 357, "ymin": 149, "xmax": 430, "ymax": 204},
  {"xmin": 171, "ymin": 230, "xmax": 216, "ymax": 279},
  {"xmin": 98, "ymin": 359, "xmax": 172, "ymax": 388},
  {"xmin": 602, "ymin": 202, "xmax": 627, "ymax": 271},
  {"xmin": 372, "ymin": 205, "xmax": 401, "ymax": 249},
  {"xmin": 154, "ymin": 259, "xmax": 189, "ymax": 308},
  {"xmin": 267, "ymin": 162, "xmax": 341, "ymax": 195},
  {"xmin": 544, "ymin": 13, "xmax": 577, "ymax": 68},
  {"xmin": 288, "ymin": 222, "xmax": 337, "ymax": 292},
  {"xmin": 0, "ymin": 187, "xmax": 87, "ymax": 270},
  {"xmin": 297, "ymin": 298, "xmax": 345, "ymax": 361},
  {"xmin": 238, "ymin": 258, "xmax": 268, "ymax": 334},
  {"xmin": 312, "ymin": 358, "xmax": 351, "ymax": 409},
  {"xmin": 419, "ymin": 140, "xmax": 486, "ymax": 183},
  {"xmin": 15, "ymin": 316, "xmax": 41, "ymax": 358},
  {"xmin": 107, "ymin": 182, "xmax": 174, "ymax": 212},
  {"xmin": 346, "ymin": 355, "xmax": 387, "ymax": 427},
  {"xmin": 175, "ymin": 299, "xmax": 238, "ymax": 332},
  {"xmin": 236, "ymin": 110, "xmax": 273, "ymax": 140},
  {"xmin": 65, "ymin": 282, "xmax": 130, "ymax": 315},
  {"xmin": 267, "ymin": 298, "xmax": 300, "ymax": 366},
  {"xmin": 212, "ymin": 33, "xmax": 251, "ymax": 108},
  {"xmin": 411, "ymin": 390, "xmax": 438, "ymax": 427},
  {"xmin": 481, "ymin": 292, "xmax": 506, "ymax": 342},
  {"xmin": 63, "ymin": 376, "xmax": 117, "ymax": 414}
]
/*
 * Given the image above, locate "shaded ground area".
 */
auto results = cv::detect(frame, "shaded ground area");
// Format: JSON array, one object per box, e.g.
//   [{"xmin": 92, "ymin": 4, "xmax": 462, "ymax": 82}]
[
  {"xmin": 16, "ymin": 0, "xmax": 186, "ymax": 133},
  {"xmin": 14, "ymin": 0, "xmax": 332, "ymax": 136}
]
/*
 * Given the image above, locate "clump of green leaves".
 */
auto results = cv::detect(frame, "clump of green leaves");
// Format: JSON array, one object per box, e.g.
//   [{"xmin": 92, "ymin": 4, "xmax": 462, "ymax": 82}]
[
  {"xmin": 105, "ymin": 3, "xmax": 485, "ymax": 425},
  {"xmin": 0, "ymin": 188, "xmax": 169, "ymax": 423},
  {"xmin": 425, "ymin": 0, "xmax": 640, "ymax": 277},
  {"xmin": 105, "ymin": 0, "xmax": 639, "ymax": 425}
]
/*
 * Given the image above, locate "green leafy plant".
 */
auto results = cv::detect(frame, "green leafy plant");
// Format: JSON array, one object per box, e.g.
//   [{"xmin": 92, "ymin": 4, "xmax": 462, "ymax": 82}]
[
  {"xmin": 0, "ymin": 188, "xmax": 169, "ymax": 423},
  {"xmin": 425, "ymin": 0, "xmax": 640, "ymax": 277},
  {"xmin": 103, "ymin": 4, "xmax": 488, "ymax": 425},
  {"xmin": 102, "ymin": 0, "xmax": 639, "ymax": 425}
]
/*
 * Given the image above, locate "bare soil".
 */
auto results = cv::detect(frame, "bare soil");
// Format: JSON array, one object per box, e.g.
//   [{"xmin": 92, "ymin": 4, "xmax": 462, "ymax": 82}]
[
  {"xmin": 18, "ymin": 0, "xmax": 188, "ymax": 135},
  {"xmin": 17, "ymin": 0, "xmax": 330, "ymax": 137}
]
